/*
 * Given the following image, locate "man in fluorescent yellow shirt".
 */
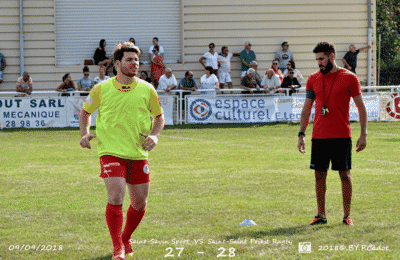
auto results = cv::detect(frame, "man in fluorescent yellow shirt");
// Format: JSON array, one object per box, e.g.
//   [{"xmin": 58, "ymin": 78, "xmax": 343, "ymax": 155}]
[{"xmin": 79, "ymin": 42, "xmax": 165, "ymax": 260}]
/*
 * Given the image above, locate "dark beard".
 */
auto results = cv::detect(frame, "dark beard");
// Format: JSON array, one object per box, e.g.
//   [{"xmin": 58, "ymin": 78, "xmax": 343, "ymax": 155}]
[{"xmin": 320, "ymin": 60, "xmax": 333, "ymax": 75}]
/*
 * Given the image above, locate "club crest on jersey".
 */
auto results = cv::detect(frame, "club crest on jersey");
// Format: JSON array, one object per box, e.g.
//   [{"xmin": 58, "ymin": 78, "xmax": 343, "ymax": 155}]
[
  {"xmin": 143, "ymin": 165, "xmax": 150, "ymax": 174},
  {"xmin": 118, "ymin": 86, "xmax": 131, "ymax": 92}
]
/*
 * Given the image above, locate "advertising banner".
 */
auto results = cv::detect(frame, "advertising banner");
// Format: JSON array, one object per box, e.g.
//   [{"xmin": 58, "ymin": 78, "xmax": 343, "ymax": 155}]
[
  {"xmin": 66, "ymin": 96, "xmax": 97, "ymax": 127},
  {"xmin": 187, "ymin": 94, "xmax": 381, "ymax": 124},
  {"xmin": 159, "ymin": 95, "xmax": 174, "ymax": 125},
  {"xmin": 0, "ymin": 96, "xmax": 67, "ymax": 128}
]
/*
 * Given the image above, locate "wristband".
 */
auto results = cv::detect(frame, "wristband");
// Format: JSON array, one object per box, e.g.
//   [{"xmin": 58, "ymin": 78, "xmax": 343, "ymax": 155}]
[{"xmin": 298, "ymin": 132, "xmax": 305, "ymax": 137}]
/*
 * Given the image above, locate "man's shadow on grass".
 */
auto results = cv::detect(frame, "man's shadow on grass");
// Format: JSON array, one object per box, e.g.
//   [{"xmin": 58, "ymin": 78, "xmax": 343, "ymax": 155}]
[
  {"xmin": 88, "ymin": 254, "xmax": 113, "ymax": 260},
  {"xmin": 224, "ymin": 224, "xmax": 335, "ymax": 240}
]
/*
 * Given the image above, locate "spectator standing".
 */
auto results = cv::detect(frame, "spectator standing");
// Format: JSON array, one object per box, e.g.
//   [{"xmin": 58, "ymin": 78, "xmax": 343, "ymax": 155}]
[
  {"xmin": 218, "ymin": 46, "xmax": 237, "ymax": 94},
  {"xmin": 56, "ymin": 73, "xmax": 76, "ymax": 92},
  {"xmin": 140, "ymin": 71, "xmax": 153, "ymax": 84},
  {"xmin": 0, "ymin": 51, "xmax": 6, "ymax": 84},
  {"xmin": 199, "ymin": 43, "xmax": 219, "ymax": 75},
  {"xmin": 283, "ymin": 60, "xmax": 304, "ymax": 83},
  {"xmin": 94, "ymin": 66, "xmax": 111, "ymax": 85},
  {"xmin": 200, "ymin": 66, "xmax": 220, "ymax": 97},
  {"xmin": 77, "ymin": 66, "xmax": 95, "ymax": 91},
  {"xmin": 262, "ymin": 69, "xmax": 281, "ymax": 93},
  {"xmin": 276, "ymin": 41, "xmax": 294, "ymax": 71},
  {"xmin": 16, "ymin": 72, "xmax": 33, "ymax": 97},
  {"xmin": 240, "ymin": 41, "xmax": 256, "ymax": 78},
  {"xmin": 240, "ymin": 68, "xmax": 261, "ymax": 94},
  {"xmin": 150, "ymin": 45, "xmax": 165, "ymax": 89},
  {"xmin": 148, "ymin": 37, "xmax": 164, "ymax": 63},
  {"xmin": 158, "ymin": 68, "xmax": 177, "ymax": 92},
  {"xmin": 281, "ymin": 69, "xmax": 301, "ymax": 96},
  {"xmin": 269, "ymin": 60, "xmax": 284, "ymax": 84},
  {"xmin": 93, "ymin": 39, "xmax": 111, "ymax": 68},
  {"xmin": 342, "ymin": 44, "xmax": 371, "ymax": 74}
]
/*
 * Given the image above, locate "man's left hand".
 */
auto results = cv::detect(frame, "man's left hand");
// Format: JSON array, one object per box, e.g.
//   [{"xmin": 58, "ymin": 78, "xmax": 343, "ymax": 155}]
[
  {"xmin": 356, "ymin": 134, "xmax": 367, "ymax": 152},
  {"xmin": 141, "ymin": 134, "xmax": 158, "ymax": 151}
]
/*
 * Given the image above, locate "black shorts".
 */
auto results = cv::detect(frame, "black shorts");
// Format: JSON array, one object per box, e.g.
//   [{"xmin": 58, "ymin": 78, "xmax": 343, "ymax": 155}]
[{"xmin": 310, "ymin": 138, "xmax": 352, "ymax": 172}]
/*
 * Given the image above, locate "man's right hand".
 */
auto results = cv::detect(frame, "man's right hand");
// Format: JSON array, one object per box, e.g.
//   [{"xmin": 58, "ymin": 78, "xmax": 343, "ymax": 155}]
[
  {"xmin": 298, "ymin": 136, "xmax": 306, "ymax": 153},
  {"xmin": 80, "ymin": 134, "xmax": 96, "ymax": 149}
]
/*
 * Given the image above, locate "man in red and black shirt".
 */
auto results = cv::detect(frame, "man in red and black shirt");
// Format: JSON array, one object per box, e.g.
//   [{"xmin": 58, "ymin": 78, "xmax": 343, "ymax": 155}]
[{"xmin": 298, "ymin": 42, "xmax": 368, "ymax": 226}]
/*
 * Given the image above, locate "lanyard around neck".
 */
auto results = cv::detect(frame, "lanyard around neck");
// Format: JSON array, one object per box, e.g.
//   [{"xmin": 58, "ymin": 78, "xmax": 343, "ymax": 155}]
[{"xmin": 323, "ymin": 68, "xmax": 340, "ymax": 107}]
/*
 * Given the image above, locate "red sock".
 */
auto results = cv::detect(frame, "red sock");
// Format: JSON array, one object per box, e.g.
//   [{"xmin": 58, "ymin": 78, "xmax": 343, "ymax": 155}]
[
  {"xmin": 105, "ymin": 203, "xmax": 123, "ymax": 251},
  {"xmin": 121, "ymin": 205, "xmax": 145, "ymax": 243}
]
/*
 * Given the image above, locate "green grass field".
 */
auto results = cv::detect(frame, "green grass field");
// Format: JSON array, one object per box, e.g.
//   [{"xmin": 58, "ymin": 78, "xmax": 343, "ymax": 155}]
[{"xmin": 1, "ymin": 121, "xmax": 399, "ymax": 260}]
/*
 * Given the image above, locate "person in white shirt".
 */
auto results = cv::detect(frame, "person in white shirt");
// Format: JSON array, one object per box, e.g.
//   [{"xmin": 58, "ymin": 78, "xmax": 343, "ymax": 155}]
[
  {"xmin": 282, "ymin": 60, "xmax": 304, "ymax": 83},
  {"xmin": 94, "ymin": 66, "xmax": 111, "ymax": 85},
  {"xmin": 262, "ymin": 69, "xmax": 281, "ymax": 93},
  {"xmin": 199, "ymin": 43, "xmax": 219, "ymax": 75},
  {"xmin": 158, "ymin": 68, "xmax": 177, "ymax": 92},
  {"xmin": 218, "ymin": 46, "xmax": 238, "ymax": 94},
  {"xmin": 148, "ymin": 37, "xmax": 164, "ymax": 63},
  {"xmin": 200, "ymin": 66, "xmax": 220, "ymax": 97}
]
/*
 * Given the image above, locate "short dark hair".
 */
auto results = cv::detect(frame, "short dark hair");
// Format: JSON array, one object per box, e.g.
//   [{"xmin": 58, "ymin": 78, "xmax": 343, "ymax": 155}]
[
  {"xmin": 141, "ymin": 70, "xmax": 149, "ymax": 77},
  {"xmin": 221, "ymin": 46, "xmax": 228, "ymax": 53},
  {"xmin": 205, "ymin": 66, "xmax": 214, "ymax": 74},
  {"xmin": 62, "ymin": 73, "xmax": 70, "ymax": 82},
  {"xmin": 99, "ymin": 39, "xmax": 106, "ymax": 49},
  {"xmin": 185, "ymin": 71, "xmax": 193, "ymax": 77},
  {"xmin": 153, "ymin": 45, "xmax": 159, "ymax": 52},
  {"xmin": 83, "ymin": 66, "xmax": 90, "ymax": 73},
  {"xmin": 129, "ymin": 38, "xmax": 135, "ymax": 44},
  {"xmin": 282, "ymin": 41, "xmax": 288, "ymax": 47},
  {"xmin": 288, "ymin": 68, "xmax": 294, "ymax": 73},
  {"xmin": 153, "ymin": 37, "xmax": 159, "ymax": 41},
  {"xmin": 313, "ymin": 41, "xmax": 336, "ymax": 56},
  {"xmin": 209, "ymin": 43, "xmax": 215, "ymax": 47},
  {"xmin": 113, "ymin": 42, "xmax": 141, "ymax": 62},
  {"xmin": 288, "ymin": 60, "xmax": 296, "ymax": 69}
]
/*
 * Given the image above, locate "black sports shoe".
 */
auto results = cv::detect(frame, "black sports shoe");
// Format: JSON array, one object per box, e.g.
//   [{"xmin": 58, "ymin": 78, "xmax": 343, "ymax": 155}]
[{"xmin": 309, "ymin": 215, "xmax": 328, "ymax": 225}]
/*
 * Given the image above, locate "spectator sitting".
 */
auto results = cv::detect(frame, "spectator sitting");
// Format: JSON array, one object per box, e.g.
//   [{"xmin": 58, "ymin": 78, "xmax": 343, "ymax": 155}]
[
  {"xmin": 150, "ymin": 45, "xmax": 165, "ymax": 89},
  {"xmin": 268, "ymin": 60, "xmax": 284, "ymax": 84},
  {"xmin": 178, "ymin": 71, "xmax": 198, "ymax": 97},
  {"xmin": 77, "ymin": 66, "xmax": 95, "ymax": 93},
  {"xmin": 140, "ymin": 71, "xmax": 153, "ymax": 84},
  {"xmin": 276, "ymin": 41, "xmax": 294, "ymax": 71},
  {"xmin": 240, "ymin": 68, "xmax": 261, "ymax": 94},
  {"xmin": 149, "ymin": 37, "xmax": 164, "ymax": 63},
  {"xmin": 249, "ymin": 61, "xmax": 264, "ymax": 88},
  {"xmin": 281, "ymin": 68, "xmax": 301, "ymax": 96},
  {"xmin": 56, "ymin": 73, "xmax": 76, "ymax": 93},
  {"xmin": 16, "ymin": 71, "xmax": 33, "ymax": 97},
  {"xmin": 262, "ymin": 69, "xmax": 281, "ymax": 94},
  {"xmin": 240, "ymin": 41, "xmax": 256, "ymax": 78},
  {"xmin": 218, "ymin": 46, "xmax": 237, "ymax": 94},
  {"xmin": 94, "ymin": 66, "xmax": 111, "ymax": 85},
  {"xmin": 0, "ymin": 50, "xmax": 6, "ymax": 84},
  {"xmin": 93, "ymin": 39, "xmax": 112, "ymax": 68},
  {"xmin": 200, "ymin": 66, "xmax": 220, "ymax": 97},
  {"xmin": 158, "ymin": 68, "xmax": 177, "ymax": 92},
  {"xmin": 199, "ymin": 43, "xmax": 219, "ymax": 75},
  {"xmin": 282, "ymin": 60, "xmax": 304, "ymax": 83}
]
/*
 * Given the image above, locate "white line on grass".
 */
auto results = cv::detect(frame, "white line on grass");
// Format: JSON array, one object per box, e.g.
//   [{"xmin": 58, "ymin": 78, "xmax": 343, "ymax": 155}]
[{"xmin": 163, "ymin": 135, "xmax": 400, "ymax": 166}]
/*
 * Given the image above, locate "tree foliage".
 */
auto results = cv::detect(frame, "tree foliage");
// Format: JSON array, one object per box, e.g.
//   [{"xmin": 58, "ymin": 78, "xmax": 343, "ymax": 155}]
[{"xmin": 377, "ymin": 0, "xmax": 400, "ymax": 84}]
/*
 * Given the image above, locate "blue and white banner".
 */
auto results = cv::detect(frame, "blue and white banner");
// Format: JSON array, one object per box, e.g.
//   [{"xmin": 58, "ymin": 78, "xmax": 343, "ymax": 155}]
[
  {"xmin": 0, "ymin": 96, "xmax": 67, "ymax": 128},
  {"xmin": 186, "ymin": 94, "xmax": 381, "ymax": 124},
  {"xmin": 66, "ymin": 96, "xmax": 97, "ymax": 127}
]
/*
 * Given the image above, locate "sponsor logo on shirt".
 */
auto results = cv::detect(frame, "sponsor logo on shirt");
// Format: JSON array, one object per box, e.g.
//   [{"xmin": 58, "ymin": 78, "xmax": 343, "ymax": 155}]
[{"xmin": 143, "ymin": 165, "xmax": 150, "ymax": 174}]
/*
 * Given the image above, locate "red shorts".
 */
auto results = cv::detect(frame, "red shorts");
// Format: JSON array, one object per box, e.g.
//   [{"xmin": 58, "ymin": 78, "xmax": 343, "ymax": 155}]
[{"xmin": 99, "ymin": 155, "xmax": 150, "ymax": 185}]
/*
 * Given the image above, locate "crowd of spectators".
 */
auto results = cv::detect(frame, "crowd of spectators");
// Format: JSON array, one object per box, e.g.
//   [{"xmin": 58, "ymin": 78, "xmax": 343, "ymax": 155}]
[{"xmin": 0, "ymin": 39, "xmax": 371, "ymax": 96}]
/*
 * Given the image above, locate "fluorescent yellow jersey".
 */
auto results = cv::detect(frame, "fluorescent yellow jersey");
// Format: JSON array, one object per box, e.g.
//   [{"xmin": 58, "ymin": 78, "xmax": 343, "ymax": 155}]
[{"xmin": 82, "ymin": 77, "xmax": 163, "ymax": 160}]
